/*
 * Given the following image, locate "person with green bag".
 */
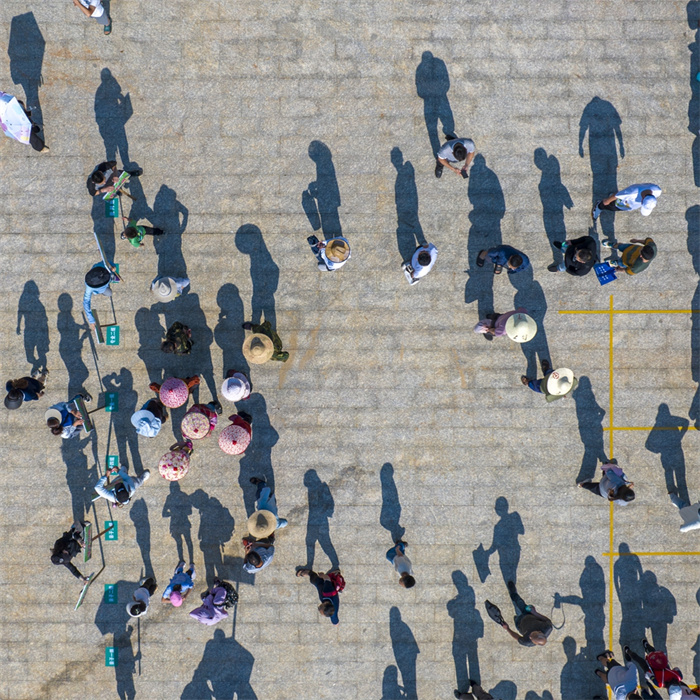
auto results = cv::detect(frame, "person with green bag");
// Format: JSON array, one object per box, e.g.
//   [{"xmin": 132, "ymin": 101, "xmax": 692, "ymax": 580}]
[{"xmin": 121, "ymin": 214, "xmax": 164, "ymax": 248}]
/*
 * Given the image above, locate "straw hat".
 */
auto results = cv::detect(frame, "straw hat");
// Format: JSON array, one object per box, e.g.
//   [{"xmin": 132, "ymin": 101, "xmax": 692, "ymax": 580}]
[
  {"xmin": 221, "ymin": 373, "xmax": 251, "ymax": 402},
  {"xmin": 181, "ymin": 410, "xmax": 211, "ymax": 440},
  {"xmin": 45, "ymin": 407, "xmax": 63, "ymax": 424},
  {"xmin": 546, "ymin": 368, "xmax": 575, "ymax": 396},
  {"xmin": 242, "ymin": 334, "xmax": 274, "ymax": 364},
  {"xmin": 325, "ymin": 238, "xmax": 350, "ymax": 263},
  {"xmin": 505, "ymin": 313, "xmax": 537, "ymax": 343},
  {"xmin": 151, "ymin": 277, "xmax": 179, "ymax": 302},
  {"xmin": 247, "ymin": 510, "xmax": 277, "ymax": 538}
]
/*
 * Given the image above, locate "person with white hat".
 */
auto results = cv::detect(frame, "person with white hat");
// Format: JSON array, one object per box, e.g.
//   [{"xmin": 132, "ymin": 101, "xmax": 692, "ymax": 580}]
[
  {"xmin": 548, "ymin": 235, "xmax": 598, "ymax": 275},
  {"xmin": 150, "ymin": 275, "xmax": 190, "ymax": 303},
  {"xmin": 242, "ymin": 476, "xmax": 288, "ymax": 574},
  {"xmin": 242, "ymin": 321, "xmax": 289, "ymax": 363},
  {"xmin": 83, "ymin": 262, "xmax": 119, "ymax": 331},
  {"xmin": 162, "ymin": 560, "xmax": 195, "ymax": 607},
  {"xmin": 601, "ymin": 238, "xmax": 657, "ymax": 276},
  {"xmin": 592, "ymin": 183, "xmax": 661, "ymax": 221},
  {"xmin": 473, "ymin": 308, "xmax": 535, "ymax": 342},
  {"xmin": 130, "ymin": 397, "xmax": 168, "ymax": 438},
  {"xmin": 521, "ymin": 359, "xmax": 578, "ymax": 402},
  {"xmin": 578, "ymin": 459, "xmax": 635, "ymax": 505},
  {"xmin": 126, "ymin": 576, "xmax": 158, "ymax": 618},
  {"xmin": 221, "ymin": 370, "xmax": 251, "ymax": 403},
  {"xmin": 94, "ymin": 465, "xmax": 151, "ymax": 507},
  {"xmin": 594, "ymin": 650, "xmax": 641, "ymax": 700},
  {"xmin": 46, "ymin": 394, "xmax": 90, "ymax": 438},
  {"xmin": 313, "ymin": 236, "xmax": 351, "ymax": 271},
  {"xmin": 402, "ymin": 241, "xmax": 438, "ymax": 285}
]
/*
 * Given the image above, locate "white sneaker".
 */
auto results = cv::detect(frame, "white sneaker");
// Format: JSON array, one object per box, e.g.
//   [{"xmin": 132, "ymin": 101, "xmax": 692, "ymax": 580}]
[
  {"xmin": 601, "ymin": 239, "xmax": 613, "ymax": 248},
  {"xmin": 277, "ymin": 518, "xmax": 289, "ymax": 529},
  {"xmin": 142, "ymin": 469, "xmax": 151, "ymax": 481}
]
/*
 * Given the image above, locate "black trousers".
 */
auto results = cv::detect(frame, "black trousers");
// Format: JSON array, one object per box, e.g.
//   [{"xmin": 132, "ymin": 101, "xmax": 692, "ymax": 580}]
[{"xmin": 29, "ymin": 125, "xmax": 44, "ymax": 152}]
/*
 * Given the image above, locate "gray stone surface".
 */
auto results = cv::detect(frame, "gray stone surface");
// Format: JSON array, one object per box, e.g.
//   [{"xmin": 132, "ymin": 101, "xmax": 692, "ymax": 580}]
[{"xmin": 0, "ymin": 0, "xmax": 699, "ymax": 698}]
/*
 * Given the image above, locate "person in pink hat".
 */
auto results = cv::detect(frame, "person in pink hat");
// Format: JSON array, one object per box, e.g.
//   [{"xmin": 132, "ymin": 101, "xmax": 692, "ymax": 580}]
[
  {"xmin": 149, "ymin": 376, "xmax": 200, "ymax": 408},
  {"xmin": 162, "ymin": 560, "xmax": 195, "ymax": 607}
]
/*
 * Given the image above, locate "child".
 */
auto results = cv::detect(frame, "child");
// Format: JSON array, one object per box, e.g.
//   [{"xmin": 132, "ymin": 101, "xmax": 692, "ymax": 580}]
[{"xmin": 121, "ymin": 215, "xmax": 164, "ymax": 248}]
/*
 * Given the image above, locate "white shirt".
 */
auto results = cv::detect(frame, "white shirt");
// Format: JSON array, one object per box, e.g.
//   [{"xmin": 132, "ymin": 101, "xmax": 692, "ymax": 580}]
[
  {"xmin": 436, "ymin": 138, "xmax": 475, "ymax": 163},
  {"xmin": 393, "ymin": 553, "xmax": 413, "ymax": 576},
  {"xmin": 127, "ymin": 587, "xmax": 150, "ymax": 617},
  {"xmin": 410, "ymin": 243, "xmax": 438, "ymax": 279},
  {"xmin": 79, "ymin": 0, "xmax": 105, "ymax": 17},
  {"xmin": 614, "ymin": 183, "xmax": 661, "ymax": 211},
  {"xmin": 607, "ymin": 661, "xmax": 638, "ymax": 700},
  {"xmin": 320, "ymin": 237, "xmax": 351, "ymax": 270}
]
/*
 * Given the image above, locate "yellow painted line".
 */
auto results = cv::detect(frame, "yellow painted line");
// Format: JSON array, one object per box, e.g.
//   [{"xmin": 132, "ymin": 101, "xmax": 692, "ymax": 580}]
[
  {"xmin": 609, "ymin": 295, "xmax": 614, "ymax": 459},
  {"xmin": 603, "ymin": 426, "xmax": 698, "ymax": 431},
  {"xmin": 608, "ymin": 295, "xmax": 614, "ymax": 651},
  {"xmin": 603, "ymin": 551, "xmax": 700, "ymax": 557},
  {"xmin": 559, "ymin": 309, "xmax": 700, "ymax": 314},
  {"xmin": 608, "ymin": 502, "xmax": 614, "ymax": 650}
]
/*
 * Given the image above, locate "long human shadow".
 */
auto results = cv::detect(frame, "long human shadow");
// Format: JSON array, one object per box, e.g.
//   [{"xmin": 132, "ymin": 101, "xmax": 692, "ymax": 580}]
[
  {"xmin": 152, "ymin": 184, "xmax": 189, "ymax": 279},
  {"xmin": 95, "ymin": 68, "xmax": 134, "ymax": 167},
  {"xmin": 135, "ymin": 306, "xmax": 166, "ymax": 385},
  {"xmin": 381, "ymin": 665, "xmax": 406, "ymax": 699},
  {"xmin": 464, "ymin": 154, "xmax": 505, "ymax": 318},
  {"xmin": 380, "ymin": 462, "xmax": 405, "ymax": 543},
  {"xmin": 103, "ymin": 368, "xmax": 144, "ymax": 476},
  {"xmin": 511, "ymin": 268, "xmax": 551, "ymax": 382},
  {"xmin": 447, "ymin": 571, "xmax": 483, "ymax": 690},
  {"xmin": 645, "ymin": 403, "xmax": 690, "ymax": 505},
  {"xmin": 215, "ymin": 283, "xmax": 250, "ymax": 378},
  {"xmin": 303, "ymin": 469, "xmax": 339, "ymax": 570},
  {"xmin": 689, "ymin": 2, "xmax": 700, "ymax": 186},
  {"xmin": 614, "ymin": 543, "xmax": 645, "ymax": 650},
  {"xmin": 237, "ymin": 393, "xmax": 278, "ymax": 516},
  {"xmin": 162, "ymin": 481, "xmax": 194, "ymax": 563},
  {"xmin": 556, "ymin": 556, "xmax": 606, "ymax": 698},
  {"xmin": 689, "ymin": 206, "xmax": 700, "ymax": 428},
  {"xmin": 534, "ymin": 148, "xmax": 574, "ymax": 259},
  {"xmin": 17, "ymin": 280, "xmax": 49, "ymax": 374},
  {"xmin": 693, "ymin": 587, "xmax": 700, "ymax": 686},
  {"xmin": 89, "ymin": 181, "xmax": 117, "ymax": 263},
  {"xmin": 129, "ymin": 498, "xmax": 154, "ymax": 580},
  {"xmin": 560, "ymin": 636, "xmax": 588, "ymax": 700},
  {"xmin": 181, "ymin": 628, "xmax": 257, "ymax": 700},
  {"xmin": 390, "ymin": 607, "xmax": 420, "ymax": 700},
  {"xmin": 579, "ymin": 96, "xmax": 624, "ymax": 243},
  {"xmin": 235, "ymin": 224, "xmax": 279, "ymax": 330},
  {"xmin": 57, "ymin": 293, "xmax": 90, "ymax": 397},
  {"xmin": 61, "ymin": 435, "xmax": 98, "ymax": 523},
  {"xmin": 8, "ymin": 13, "xmax": 45, "ymax": 139},
  {"xmin": 305, "ymin": 140, "xmax": 343, "ymax": 238},
  {"xmin": 190, "ymin": 489, "xmax": 235, "ymax": 587},
  {"xmin": 641, "ymin": 570, "xmax": 677, "ymax": 651},
  {"xmin": 474, "ymin": 497, "xmax": 524, "ymax": 585},
  {"xmin": 391, "ymin": 147, "xmax": 426, "ymax": 263},
  {"xmin": 415, "ymin": 51, "xmax": 455, "ymax": 158},
  {"xmin": 572, "ymin": 377, "xmax": 608, "ymax": 483}
]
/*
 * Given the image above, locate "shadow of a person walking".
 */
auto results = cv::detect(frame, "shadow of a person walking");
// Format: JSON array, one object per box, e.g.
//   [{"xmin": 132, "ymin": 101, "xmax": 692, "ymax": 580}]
[
  {"xmin": 381, "ymin": 665, "xmax": 406, "ymax": 699},
  {"xmin": 190, "ymin": 489, "xmax": 235, "ymax": 587},
  {"xmin": 689, "ymin": 2, "xmax": 700, "ymax": 186},
  {"xmin": 303, "ymin": 469, "xmax": 339, "ymax": 570},
  {"xmin": 641, "ymin": 570, "xmax": 677, "ymax": 652},
  {"xmin": 380, "ymin": 462, "xmax": 405, "ymax": 543},
  {"xmin": 215, "ymin": 283, "xmax": 250, "ymax": 378},
  {"xmin": 162, "ymin": 481, "xmax": 194, "ymax": 563},
  {"xmin": 415, "ymin": 51, "xmax": 455, "ymax": 158},
  {"xmin": 560, "ymin": 636, "xmax": 588, "ymax": 700},
  {"xmin": 572, "ymin": 377, "xmax": 607, "ymax": 484},
  {"xmin": 447, "ymin": 571, "xmax": 483, "ymax": 690},
  {"xmin": 95, "ymin": 68, "xmax": 134, "ymax": 167},
  {"xmin": 482, "ymin": 497, "xmax": 524, "ymax": 586},
  {"xmin": 57, "ymin": 293, "xmax": 89, "ymax": 398},
  {"xmin": 103, "ymin": 368, "xmax": 143, "ymax": 476},
  {"xmin": 391, "ymin": 147, "xmax": 426, "ymax": 263},
  {"xmin": 304, "ymin": 141, "xmax": 343, "ymax": 238},
  {"xmin": 16, "ymin": 280, "xmax": 49, "ymax": 375},
  {"xmin": 390, "ymin": 606, "xmax": 420, "ymax": 700},
  {"xmin": 614, "ymin": 542, "xmax": 645, "ymax": 649},
  {"xmin": 135, "ymin": 306, "xmax": 166, "ymax": 385},
  {"xmin": 688, "ymin": 206, "xmax": 700, "ymax": 428},
  {"xmin": 129, "ymin": 498, "xmax": 154, "ymax": 580},
  {"xmin": 235, "ymin": 224, "xmax": 279, "ymax": 330},
  {"xmin": 152, "ymin": 184, "xmax": 189, "ymax": 279}
]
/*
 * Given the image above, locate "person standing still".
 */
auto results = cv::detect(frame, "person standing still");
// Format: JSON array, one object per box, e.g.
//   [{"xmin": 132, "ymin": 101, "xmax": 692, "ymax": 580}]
[
  {"xmin": 126, "ymin": 577, "xmax": 157, "ymax": 618},
  {"xmin": 72, "ymin": 0, "xmax": 112, "ymax": 35},
  {"xmin": 435, "ymin": 137, "xmax": 476, "ymax": 179}
]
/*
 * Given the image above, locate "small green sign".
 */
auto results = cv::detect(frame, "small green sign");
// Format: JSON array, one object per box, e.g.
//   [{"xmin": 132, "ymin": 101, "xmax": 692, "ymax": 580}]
[
  {"xmin": 105, "ymin": 392, "xmax": 118, "ymax": 412},
  {"xmin": 105, "ymin": 647, "xmax": 117, "ymax": 667},
  {"xmin": 106, "ymin": 455, "xmax": 119, "ymax": 469},
  {"xmin": 114, "ymin": 263, "xmax": 120, "ymax": 279},
  {"xmin": 105, "ymin": 325, "xmax": 120, "ymax": 346},
  {"xmin": 105, "ymin": 521, "xmax": 118, "ymax": 541},
  {"xmin": 104, "ymin": 584, "xmax": 118, "ymax": 604}
]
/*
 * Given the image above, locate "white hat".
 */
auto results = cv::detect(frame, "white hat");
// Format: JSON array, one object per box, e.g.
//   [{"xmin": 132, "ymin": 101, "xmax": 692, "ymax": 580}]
[
  {"xmin": 151, "ymin": 277, "xmax": 179, "ymax": 302},
  {"xmin": 546, "ymin": 368, "xmax": 575, "ymax": 396},
  {"xmin": 130, "ymin": 409, "xmax": 162, "ymax": 437},
  {"xmin": 640, "ymin": 195, "xmax": 657, "ymax": 216},
  {"xmin": 505, "ymin": 313, "xmax": 537, "ymax": 343},
  {"xmin": 221, "ymin": 373, "xmax": 251, "ymax": 402}
]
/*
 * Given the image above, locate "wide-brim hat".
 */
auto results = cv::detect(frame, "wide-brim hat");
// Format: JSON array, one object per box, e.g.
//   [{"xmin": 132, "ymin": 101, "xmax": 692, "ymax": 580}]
[
  {"xmin": 221, "ymin": 373, "xmax": 251, "ymax": 402},
  {"xmin": 159, "ymin": 378, "xmax": 189, "ymax": 407},
  {"xmin": 85, "ymin": 265, "xmax": 111, "ymax": 288},
  {"xmin": 218, "ymin": 422, "xmax": 251, "ymax": 455},
  {"xmin": 247, "ymin": 510, "xmax": 277, "ymax": 538},
  {"xmin": 45, "ymin": 407, "xmax": 63, "ymax": 424},
  {"xmin": 546, "ymin": 368, "xmax": 575, "ymax": 396},
  {"xmin": 151, "ymin": 277, "xmax": 179, "ymax": 302},
  {"xmin": 640, "ymin": 195, "xmax": 657, "ymax": 216},
  {"xmin": 505, "ymin": 313, "xmax": 537, "ymax": 343},
  {"xmin": 130, "ymin": 409, "xmax": 162, "ymax": 437},
  {"xmin": 242, "ymin": 334, "xmax": 274, "ymax": 364},
  {"xmin": 4, "ymin": 392, "xmax": 23, "ymax": 410},
  {"xmin": 326, "ymin": 238, "xmax": 350, "ymax": 262},
  {"xmin": 158, "ymin": 450, "xmax": 191, "ymax": 480},
  {"xmin": 181, "ymin": 410, "xmax": 211, "ymax": 440}
]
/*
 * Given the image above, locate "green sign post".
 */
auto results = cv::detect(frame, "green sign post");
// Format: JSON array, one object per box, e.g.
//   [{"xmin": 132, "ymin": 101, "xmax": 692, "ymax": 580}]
[
  {"xmin": 105, "ymin": 521, "xmax": 118, "ymax": 541},
  {"xmin": 105, "ymin": 647, "xmax": 117, "ymax": 667},
  {"xmin": 105, "ymin": 392, "xmax": 118, "ymax": 413},
  {"xmin": 104, "ymin": 584, "xmax": 118, "ymax": 604}
]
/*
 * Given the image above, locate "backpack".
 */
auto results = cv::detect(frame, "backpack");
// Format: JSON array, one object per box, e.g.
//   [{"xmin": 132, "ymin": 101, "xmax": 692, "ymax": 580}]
[{"xmin": 328, "ymin": 571, "xmax": 345, "ymax": 593}]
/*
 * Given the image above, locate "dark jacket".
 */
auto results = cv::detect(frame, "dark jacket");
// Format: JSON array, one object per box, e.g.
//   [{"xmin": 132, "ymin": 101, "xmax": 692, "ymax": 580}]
[
  {"xmin": 563, "ymin": 236, "xmax": 597, "ymax": 276},
  {"xmin": 87, "ymin": 161, "xmax": 119, "ymax": 196}
]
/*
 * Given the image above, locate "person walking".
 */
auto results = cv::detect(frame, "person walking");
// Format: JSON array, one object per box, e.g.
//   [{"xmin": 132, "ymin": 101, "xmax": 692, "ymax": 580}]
[
  {"xmin": 311, "ymin": 237, "xmax": 351, "ymax": 271},
  {"xmin": 45, "ymin": 394, "xmax": 90, "ymax": 438},
  {"xmin": 87, "ymin": 160, "xmax": 142, "ymax": 197},
  {"xmin": 94, "ymin": 465, "xmax": 151, "ymax": 507},
  {"xmin": 221, "ymin": 370, "xmax": 251, "ymax": 403},
  {"xmin": 578, "ymin": 460, "xmax": 635, "ymax": 505},
  {"xmin": 242, "ymin": 321, "xmax": 289, "ymax": 363},
  {"xmin": 594, "ymin": 650, "xmax": 641, "ymax": 699},
  {"xmin": 161, "ymin": 322, "xmax": 193, "ymax": 355},
  {"xmin": 548, "ymin": 236, "xmax": 597, "ymax": 275},
  {"xmin": 83, "ymin": 262, "xmax": 119, "ymax": 331},
  {"xmin": 296, "ymin": 567, "xmax": 345, "ymax": 625},
  {"xmin": 476, "ymin": 245, "xmax": 530, "ymax": 275},
  {"xmin": 5, "ymin": 370, "xmax": 48, "ymax": 410},
  {"xmin": 72, "ymin": 0, "xmax": 112, "ymax": 35},
  {"xmin": 242, "ymin": 477, "xmax": 288, "ymax": 574},
  {"xmin": 17, "ymin": 100, "xmax": 48, "ymax": 152},
  {"xmin": 121, "ymin": 214, "xmax": 164, "ymax": 248},
  {"xmin": 181, "ymin": 401, "xmax": 221, "ymax": 441},
  {"xmin": 386, "ymin": 540, "xmax": 415, "ymax": 589},
  {"xmin": 402, "ymin": 242, "xmax": 438, "ymax": 285},
  {"xmin": 602, "ymin": 238, "xmax": 657, "ymax": 276},
  {"xmin": 435, "ymin": 136, "xmax": 476, "ymax": 179},
  {"xmin": 131, "ymin": 397, "xmax": 168, "ymax": 437},
  {"xmin": 521, "ymin": 360, "xmax": 578, "ymax": 401},
  {"xmin": 162, "ymin": 561, "xmax": 196, "ymax": 607},
  {"xmin": 189, "ymin": 583, "xmax": 230, "ymax": 626},
  {"xmin": 473, "ymin": 308, "xmax": 536, "ymax": 342},
  {"xmin": 51, "ymin": 521, "xmax": 90, "ymax": 583},
  {"xmin": 126, "ymin": 576, "xmax": 158, "ymax": 618},
  {"xmin": 592, "ymin": 183, "xmax": 662, "ymax": 221},
  {"xmin": 489, "ymin": 580, "xmax": 553, "ymax": 647},
  {"xmin": 149, "ymin": 376, "xmax": 200, "ymax": 405},
  {"xmin": 151, "ymin": 276, "xmax": 190, "ymax": 303},
  {"xmin": 454, "ymin": 681, "xmax": 497, "ymax": 700},
  {"xmin": 624, "ymin": 639, "xmax": 700, "ymax": 698}
]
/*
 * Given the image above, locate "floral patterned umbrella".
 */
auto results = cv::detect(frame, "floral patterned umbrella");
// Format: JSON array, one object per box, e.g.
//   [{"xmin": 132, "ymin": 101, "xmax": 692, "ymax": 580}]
[
  {"xmin": 181, "ymin": 410, "xmax": 212, "ymax": 440},
  {"xmin": 218, "ymin": 422, "xmax": 251, "ymax": 455},
  {"xmin": 160, "ymin": 378, "xmax": 189, "ymax": 408},
  {"xmin": 158, "ymin": 450, "xmax": 191, "ymax": 481}
]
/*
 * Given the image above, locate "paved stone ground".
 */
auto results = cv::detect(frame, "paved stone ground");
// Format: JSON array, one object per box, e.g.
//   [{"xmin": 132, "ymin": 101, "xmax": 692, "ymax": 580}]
[{"xmin": 0, "ymin": 1, "xmax": 699, "ymax": 699}]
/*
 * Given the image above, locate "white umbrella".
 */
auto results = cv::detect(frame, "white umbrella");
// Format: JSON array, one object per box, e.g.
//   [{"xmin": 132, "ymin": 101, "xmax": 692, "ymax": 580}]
[{"xmin": 0, "ymin": 91, "xmax": 31, "ymax": 145}]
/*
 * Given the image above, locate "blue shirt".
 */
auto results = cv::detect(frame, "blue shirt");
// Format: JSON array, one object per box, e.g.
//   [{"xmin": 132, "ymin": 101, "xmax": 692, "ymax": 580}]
[
  {"xmin": 487, "ymin": 245, "xmax": 530, "ymax": 274},
  {"xmin": 83, "ymin": 262, "xmax": 116, "ymax": 325},
  {"xmin": 162, "ymin": 571, "xmax": 195, "ymax": 599},
  {"xmin": 6, "ymin": 378, "xmax": 43, "ymax": 401}
]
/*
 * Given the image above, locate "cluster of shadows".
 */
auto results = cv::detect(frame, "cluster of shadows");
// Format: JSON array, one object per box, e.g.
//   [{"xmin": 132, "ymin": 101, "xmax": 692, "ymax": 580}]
[
  {"xmin": 690, "ymin": 204, "xmax": 700, "ymax": 428},
  {"xmin": 689, "ymin": 2, "xmax": 700, "ymax": 187}
]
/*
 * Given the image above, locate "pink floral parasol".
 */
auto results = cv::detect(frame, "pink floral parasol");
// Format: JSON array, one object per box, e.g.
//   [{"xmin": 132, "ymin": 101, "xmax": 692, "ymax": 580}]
[
  {"xmin": 160, "ymin": 378, "xmax": 189, "ymax": 408},
  {"xmin": 218, "ymin": 422, "xmax": 251, "ymax": 455},
  {"xmin": 181, "ymin": 410, "xmax": 212, "ymax": 440},
  {"xmin": 158, "ymin": 450, "xmax": 191, "ymax": 481}
]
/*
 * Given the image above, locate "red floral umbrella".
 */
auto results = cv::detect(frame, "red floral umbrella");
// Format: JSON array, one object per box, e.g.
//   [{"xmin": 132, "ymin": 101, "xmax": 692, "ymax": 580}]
[
  {"xmin": 158, "ymin": 450, "xmax": 191, "ymax": 481},
  {"xmin": 218, "ymin": 420, "xmax": 251, "ymax": 455},
  {"xmin": 181, "ymin": 411, "xmax": 212, "ymax": 440},
  {"xmin": 160, "ymin": 378, "xmax": 189, "ymax": 408}
]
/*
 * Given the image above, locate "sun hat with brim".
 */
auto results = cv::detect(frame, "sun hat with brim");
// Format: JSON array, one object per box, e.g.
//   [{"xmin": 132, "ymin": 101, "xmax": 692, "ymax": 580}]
[
  {"xmin": 221, "ymin": 373, "xmax": 251, "ymax": 402},
  {"xmin": 85, "ymin": 265, "xmax": 111, "ymax": 288},
  {"xmin": 640, "ymin": 195, "xmax": 657, "ymax": 216},
  {"xmin": 158, "ymin": 450, "xmax": 191, "ymax": 481},
  {"xmin": 151, "ymin": 277, "xmax": 179, "ymax": 302},
  {"xmin": 181, "ymin": 411, "xmax": 211, "ymax": 440},
  {"xmin": 247, "ymin": 510, "xmax": 277, "ymax": 538},
  {"xmin": 130, "ymin": 409, "xmax": 162, "ymax": 437},
  {"xmin": 505, "ymin": 313, "xmax": 537, "ymax": 343},
  {"xmin": 218, "ymin": 422, "xmax": 251, "ymax": 455},
  {"xmin": 4, "ymin": 391, "xmax": 23, "ymax": 410},
  {"xmin": 159, "ymin": 378, "xmax": 189, "ymax": 408},
  {"xmin": 325, "ymin": 238, "xmax": 350, "ymax": 262},
  {"xmin": 45, "ymin": 407, "xmax": 64, "ymax": 424},
  {"xmin": 242, "ymin": 334, "xmax": 274, "ymax": 364},
  {"xmin": 546, "ymin": 368, "xmax": 575, "ymax": 396}
]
